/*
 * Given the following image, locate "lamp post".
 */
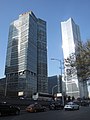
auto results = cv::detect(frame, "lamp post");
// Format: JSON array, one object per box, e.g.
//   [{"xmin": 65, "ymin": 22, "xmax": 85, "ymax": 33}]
[
  {"xmin": 51, "ymin": 58, "xmax": 62, "ymax": 76},
  {"xmin": 52, "ymin": 85, "xmax": 58, "ymax": 95},
  {"xmin": 51, "ymin": 58, "xmax": 63, "ymax": 93},
  {"xmin": 5, "ymin": 77, "xmax": 7, "ymax": 97}
]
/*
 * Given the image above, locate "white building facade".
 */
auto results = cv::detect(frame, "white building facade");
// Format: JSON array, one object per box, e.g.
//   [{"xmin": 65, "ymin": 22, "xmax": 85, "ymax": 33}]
[{"xmin": 61, "ymin": 18, "xmax": 81, "ymax": 98}]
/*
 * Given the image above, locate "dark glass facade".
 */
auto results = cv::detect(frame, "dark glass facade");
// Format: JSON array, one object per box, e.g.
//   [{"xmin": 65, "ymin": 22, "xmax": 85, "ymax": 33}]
[
  {"xmin": 48, "ymin": 75, "xmax": 62, "ymax": 94},
  {"xmin": 37, "ymin": 19, "xmax": 48, "ymax": 93},
  {"xmin": 0, "ymin": 78, "xmax": 6, "ymax": 96},
  {"xmin": 5, "ymin": 11, "xmax": 48, "ymax": 97}
]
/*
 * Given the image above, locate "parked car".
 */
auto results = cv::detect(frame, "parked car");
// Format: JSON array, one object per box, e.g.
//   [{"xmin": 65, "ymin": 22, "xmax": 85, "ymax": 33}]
[
  {"xmin": 49, "ymin": 101, "xmax": 64, "ymax": 110},
  {"xmin": 73, "ymin": 99, "xmax": 89, "ymax": 106},
  {"xmin": 64, "ymin": 102, "xmax": 79, "ymax": 110},
  {"xmin": 80, "ymin": 100, "xmax": 89, "ymax": 106},
  {"xmin": 0, "ymin": 102, "xmax": 20, "ymax": 116},
  {"xmin": 73, "ymin": 99, "xmax": 81, "ymax": 105},
  {"xmin": 26, "ymin": 103, "xmax": 46, "ymax": 113}
]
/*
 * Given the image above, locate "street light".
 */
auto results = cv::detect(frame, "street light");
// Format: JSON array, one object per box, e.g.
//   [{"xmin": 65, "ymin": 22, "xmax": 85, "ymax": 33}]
[
  {"xmin": 51, "ymin": 58, "xmax": 63, "ymax": 93},
  {"xmin": 51, "ymin": 58, "xmax": 63, "ymax": 76},
  {"xmin": 51, "ymin": 58, "xmax": 66, "ymax": 105},
  {"xmin": 52, "ymin": 85, "xmax": 58, "ymax": 95},
  {"xmin": 5, "ymin": 77, "xmax": 7, "ymax": 97}
]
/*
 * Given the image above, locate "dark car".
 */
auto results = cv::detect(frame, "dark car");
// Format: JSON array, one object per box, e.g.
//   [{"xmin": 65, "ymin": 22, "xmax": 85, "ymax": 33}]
[
  {"xmin": 26, "ymin": 103, "xmax": 46, "ymax": 112},
  {"xmin": 81, "ymin": 100, "xmax": 89, "ymax": 106},
  {"xmin": 49, "ymin": 101, "xmax": 64, "ymax": 110},
  {"xmin": 0, "ymin": 102, "xmax": 20, "ymax": 116}
]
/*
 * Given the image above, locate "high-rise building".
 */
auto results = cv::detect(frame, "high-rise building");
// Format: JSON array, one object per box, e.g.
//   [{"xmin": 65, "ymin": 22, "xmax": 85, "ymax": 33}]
[
  {"xmin": 5, "ymin": 11, "xmax": 48, "ymax": 97},
  {"xmin": 48, "ymin": 75, "xmax": 62, "ymax": 95},
  {"xmin": 61, "ymin": 18, "xmax": 81, "ymax": 98},
  {"xmin": 37, "ymin": 19, "xmax": 48, "ymax": 93}
]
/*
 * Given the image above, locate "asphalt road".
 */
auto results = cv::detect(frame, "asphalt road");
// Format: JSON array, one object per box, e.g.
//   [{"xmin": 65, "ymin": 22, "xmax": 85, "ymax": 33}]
[{"xmin": 0, "ymin": 106, "xmax": 90, "ymax": 120}]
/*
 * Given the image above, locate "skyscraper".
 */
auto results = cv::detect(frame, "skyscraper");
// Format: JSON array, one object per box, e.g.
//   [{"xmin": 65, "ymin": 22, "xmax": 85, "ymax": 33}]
[
  {"xmin": 37, "ymin": 19, "xmax": 48, "ymax": 92},
  {"xmin": 5, "ymin": 11, "xmax": 48, "ymax": 97},
  {"xmin": 61, "ymin": 18, "xmax": 81, "ymax": 98}
]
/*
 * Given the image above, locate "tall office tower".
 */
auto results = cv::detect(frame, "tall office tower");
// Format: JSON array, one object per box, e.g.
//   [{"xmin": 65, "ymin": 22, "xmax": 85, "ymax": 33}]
[
  {"xmin": 5, "ymin": 11, "xmax": 48, "ymax": 97},
  {"xmin": 61, "ymin": 18, "xmax": 81, "ymax": 98},
  {"xmin": 37, "ymin": 19, "xmax": 48, "ymax": 93}
]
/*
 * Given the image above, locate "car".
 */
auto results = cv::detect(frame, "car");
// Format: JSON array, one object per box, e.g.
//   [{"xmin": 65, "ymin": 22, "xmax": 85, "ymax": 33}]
[
  {"xmin": 26, "ymin": 103, "xmax": 46, "ymax": 113},
  {"xmin": 64, "ymin": 102, "xmax": 79, "ymax": 110},
  {"xmin": 0, "ymin": 102, "xmax": 20, "ymax": 116},
  {"xmin": 73, "ymin": 99, "xmax": 81, "ymax": 106},
  {"xmin": 74, "ymin": 99, "xmax": 89, "ymax": 106},
  {"xmin": 80, "ymin": 100, "xmax": 89, "ymax": 106},
  {"xmin": 49, "ymin": 102, "xmax": 64, "ymax": 110}
]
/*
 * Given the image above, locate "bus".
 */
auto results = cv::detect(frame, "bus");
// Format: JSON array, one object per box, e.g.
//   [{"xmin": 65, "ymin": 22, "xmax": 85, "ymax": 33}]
[{"xmin": 32, "ymin": 92, "xmax": 54, "ymax": 101}]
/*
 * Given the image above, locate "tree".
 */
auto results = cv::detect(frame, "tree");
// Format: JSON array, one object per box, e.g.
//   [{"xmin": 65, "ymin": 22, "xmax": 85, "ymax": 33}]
[
  {"xmin": 76, "ymin": 40, "xmax": 90, "ymax": 81},
  {"xmin": 65, "ymin": 52, "xmax": 78, "ymax": 80},
  {"xmin": 66, "ymin": 40, "xmax": 90, "ymax": 82}
]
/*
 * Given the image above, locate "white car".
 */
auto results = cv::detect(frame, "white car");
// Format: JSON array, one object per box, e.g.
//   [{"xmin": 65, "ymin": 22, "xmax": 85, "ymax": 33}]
[{"xmin": 64, "ymin": 102, "xmax": 79, "ymax": 110}]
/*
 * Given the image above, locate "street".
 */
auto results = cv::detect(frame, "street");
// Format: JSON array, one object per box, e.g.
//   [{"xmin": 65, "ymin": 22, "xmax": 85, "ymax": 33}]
[{"xmin": 0, "ymin": 106, "xmax": 90, "ymax": 120}]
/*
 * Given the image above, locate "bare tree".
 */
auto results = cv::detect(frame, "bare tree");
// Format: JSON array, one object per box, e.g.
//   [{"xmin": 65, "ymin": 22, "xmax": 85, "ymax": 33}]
[
  {"xmin": 76, "ymin": 40, "xmax": 90, "ymax": 81},
  {"xmin": 65, "ymin": 40, "xmax": 90, "ymax": 81}
]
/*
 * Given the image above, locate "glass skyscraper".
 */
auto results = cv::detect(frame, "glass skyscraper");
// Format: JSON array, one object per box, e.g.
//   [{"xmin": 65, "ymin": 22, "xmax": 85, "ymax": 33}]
[
  {"xmin": 61, "ymin": 18, "xmax": 81, "ymax": 98},
  {"xmin": 37, "ymin": 19, "xmax": 48, "ymax": 92},
  {"xmin": 5, "ymin": 11, "xmax": 48, "ymax": 97}
]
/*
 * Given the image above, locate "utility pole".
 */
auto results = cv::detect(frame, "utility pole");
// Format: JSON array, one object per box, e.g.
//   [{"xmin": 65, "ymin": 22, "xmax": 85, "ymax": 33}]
[{"xmin": 51, "ymin": 58, "xmax": 63, "ymax": 93}]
